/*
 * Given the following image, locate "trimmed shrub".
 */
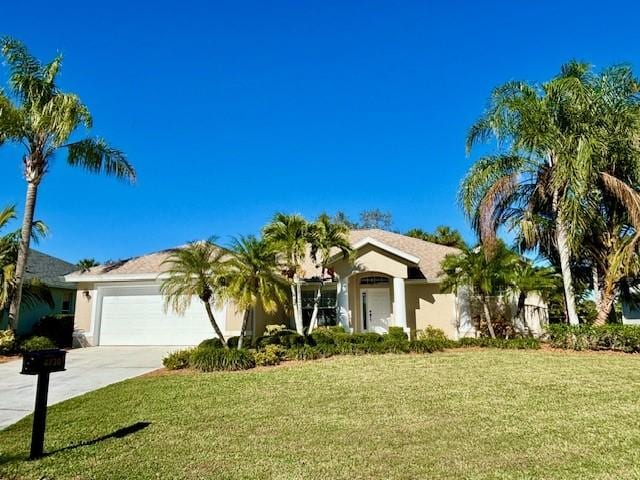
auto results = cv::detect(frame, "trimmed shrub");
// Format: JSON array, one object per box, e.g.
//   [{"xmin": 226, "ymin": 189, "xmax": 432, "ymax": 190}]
[
  {"xmin": 381, "ymin": 339, "xmax": 411, "ymax": 354},
  {"xmin": 254, "ymin": 335, "xmax": 281, "ymax": 348},
  {"xmin": 455, "ymin": 337, "xmax": 540, "ymax": 349},
  {"xmin": 163, "ymin": 349, "xmax": 193, "ymax": 370},
  {"xmin": 32, "ymin": 314, "xmax": 75, "ymax": 348},
  {"xmin": 286, "ymin": 345, "xmax": 324, "ymax": 361},
  {"xmin": 409, "ymin": 338, "xmax": 448, "ymax": 353},
  {"xmin": 20, "ymin": 336, "xmax": 56, "ymax": 352},
  {"xmin": 254, "ymin": 344, "xmax": 287, "ymax": 366},
  {"xmin": 309, "ymin": 330, "xmax": 335, "ymax": 346},
  {"xmin": 387, "ymin": 326, "xmax": 407, "ymax": 340},
  {"xmin": 198, "ymin": 338, "xmax": 224, "ymax": 349},
  {"xmin": 0, "ymin": 329, "xmax": 16, "ymax": 354},
  {"xmin": 313, "ymin": 343, "xmax": 337, "ymax": 357},
  {"xmin": 227, "ymin": 336, "xmax": 252, "ymax": 349},
  {"xmin": 547, "ymin": 324, "xmax": 640, "ymax": 353},
  {"xmin": 417, "ymin": 326, "xmax": 448, "ymax": 342},
  {"xmin": 335, "ymin": 342, "xmax": 357, "ymax": 355},
  {"xmin": 278, "ymin": 333, "xmax": 305, "ymax": 348},
  {"xmin": 190, "ymin": 346, "xmax": 256, "ymax": 372}
]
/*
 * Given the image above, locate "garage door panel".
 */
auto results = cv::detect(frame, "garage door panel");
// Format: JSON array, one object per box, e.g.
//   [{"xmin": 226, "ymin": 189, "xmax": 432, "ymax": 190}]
[{"xmin": 98, "ymin": 287, "xmax": 225, "ymax": 346}]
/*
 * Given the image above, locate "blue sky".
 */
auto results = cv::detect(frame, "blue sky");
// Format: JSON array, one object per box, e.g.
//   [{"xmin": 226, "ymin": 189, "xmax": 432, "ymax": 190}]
[{"xmin": 0, "ymin": 0, "xmax": 638, "ymax": 263}]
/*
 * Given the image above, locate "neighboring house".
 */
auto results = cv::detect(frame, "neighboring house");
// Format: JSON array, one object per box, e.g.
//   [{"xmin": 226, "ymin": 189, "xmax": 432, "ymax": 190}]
[
  {"xmin": 65, "ymin": 229, "xmax": 546, "ymax": 346},
  {"xmin": 1, "ymin": 250, "xmax": 77, "ymax": 335},
  {"xmin": 621, "ymin": 302, "xmax": 640, "ymax": 325}
]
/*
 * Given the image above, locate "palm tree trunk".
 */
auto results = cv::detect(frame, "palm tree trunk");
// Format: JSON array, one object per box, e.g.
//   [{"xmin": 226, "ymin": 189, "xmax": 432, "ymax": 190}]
[
  {"xmin": 292, "ymin": 274, "xmax": 304, "ymax": 334},
  {"xmin": 296, "ymin": 279, "xmax": 303, "ymax": 331},
  {"xmin": 548, "ymin": 153, "xmax": 579, "ymax": 326},
  {"xmin": 308, "ymin": 286, "xmax": 322, "ymax": 334},
  {"xmin": 555, "ymin": 213, "xmax": 580, "ymax": 326},
  {"xmin": 204, "ymin": 301, "xmax": 228, "ymax": 348},
  {"xmin": 592, "ymin": 264, "xmax": 602, "ymax": 310},
  {"xmin": 514, "ymin": 292, "xmax": 531, "ymax": 336},
  {"xmin": 594, "ymin": 281, "xmax": 616, "ymax": 326},
  {"xmin": 482, "ymin": 296, "xmax": 496, "ymax": 338},
  {"xmin": 237, "ymin": 309, "xmax": 250, "ymax": 349},
  {"xmin": 8, "ymin": 181, "xmax": 39, "ymax": 331}
]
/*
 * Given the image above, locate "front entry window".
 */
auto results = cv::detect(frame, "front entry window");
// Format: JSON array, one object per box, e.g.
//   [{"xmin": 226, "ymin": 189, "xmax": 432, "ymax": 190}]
[{"xmin": 301, "ymin": 288, "xmax": 337, "ymax": 328}]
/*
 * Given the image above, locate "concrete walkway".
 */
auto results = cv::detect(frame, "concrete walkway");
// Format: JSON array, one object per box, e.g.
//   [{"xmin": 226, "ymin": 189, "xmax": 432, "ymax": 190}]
[{"xmin": 0, "ymin": 346, "xmax": 176, "ymax": 430}]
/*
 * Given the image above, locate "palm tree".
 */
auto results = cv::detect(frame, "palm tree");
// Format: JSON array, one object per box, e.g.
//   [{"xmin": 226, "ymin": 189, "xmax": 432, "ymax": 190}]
[
  {"xmin": 0, "ymin": 38, "xmax": 135, "ymax": 331},
  {"xmin": 221, "ymin": 235, "xmax": 288, "ymax": 349},
  {"xmin": 76, "ymin": 258, "xmax": 100, "ymax": 272},
  {"xmin": 160, "ymin": 240, "xmax": 228, "ymax": 348},
  {"xmin": 509, "ymin": 262, "xmax": 559, "ymax": 332},
  {"xmin": 441, "ymin": 242, "xmax": 520, "ymax": 338},
  {"xmin": 263, "ymin": 213, "xmax": 310, "ymax": 334},
  {"xmin": 307, "ymin": 213, "xmax": 352, "ymax": 333},
  {"xmin": 0, "ymin": 205, "xmax": 51, "ymax": 319},
  {"xmin": 461, "ymin": 62, "xmax": 640, "ymax": 326},
  {"xmin": 405, "ymin": 226, "xmax": 467, "ymax": 249}
]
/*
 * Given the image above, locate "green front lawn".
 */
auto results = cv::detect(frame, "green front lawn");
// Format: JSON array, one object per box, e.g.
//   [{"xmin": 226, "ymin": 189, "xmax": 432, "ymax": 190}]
[{"xmin": 2, "ymin": 350, "xmax": 640, "ymax": 479}]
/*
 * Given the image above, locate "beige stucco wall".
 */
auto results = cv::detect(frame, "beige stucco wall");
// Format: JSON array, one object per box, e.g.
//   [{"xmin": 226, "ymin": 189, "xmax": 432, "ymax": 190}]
[
  {"xmin": 253, "ymin": 300, "xmax": 289, "ymax": 336},
  {"xmin": 74, "ymin": 282, "xmax": 95, "ymax": 332},
  {"xmin": 406, "ymin": 283, "xmax": 457, "ymax": 338},
  {"xmin": 333, "ymin": 245, "xmax": 409, "ymax": 279}
]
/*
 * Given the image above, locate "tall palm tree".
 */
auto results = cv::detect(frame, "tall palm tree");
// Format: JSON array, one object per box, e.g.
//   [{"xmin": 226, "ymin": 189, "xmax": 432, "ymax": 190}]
[
  {"xmin": 221, "ymin": 235, "xmax": 288, "ymax": 349},
  {"xmin": 461, "ymin": 62, "xmax": 640, "ymax": 326},
  {"xmin": 307, "ymin": 213, "xmax": 351, "ymax": 333},
  {"xmin": 0, "ymin": 38, "xmax": 135, "ymax": 331},
  {"xmin": 441, "ymin": 242, "xmax": 520, "ymax": 338},
  {"xmin": 160, "ymin": 240, "xmax": 228, "ymax": 348},
  {"xmin": 263, "ymin": 213, "xmax": 310, "ymax": 334}
]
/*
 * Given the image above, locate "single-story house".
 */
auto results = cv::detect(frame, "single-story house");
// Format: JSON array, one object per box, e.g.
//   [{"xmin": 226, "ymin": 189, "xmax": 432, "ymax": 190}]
[
  {"xmin": 65, "ymin": 229, "xmax": 546, "ymax": 346},
  {"xmin": 1, "ymin": 249, "xmax": 77, "ymax": 335}
]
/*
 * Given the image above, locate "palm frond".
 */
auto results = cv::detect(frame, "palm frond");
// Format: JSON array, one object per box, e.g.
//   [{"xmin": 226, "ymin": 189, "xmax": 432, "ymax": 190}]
[
  {"xmin": 66, "ymin": 138, "xmax": 136, "ymax": 183},
  {"xmin": 600, "ymin": 172, "xmax": 640, "ymax": 229}
]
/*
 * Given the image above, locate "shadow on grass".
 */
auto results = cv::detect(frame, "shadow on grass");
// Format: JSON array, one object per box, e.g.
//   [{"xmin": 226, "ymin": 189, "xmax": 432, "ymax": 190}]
[
  {"xmin": 46, "ymin": 421, "xmax": 151, "ymax": 456},
  {"xmin": 0, "ymin": 421, "xmax": 151, "ymax": 464}
]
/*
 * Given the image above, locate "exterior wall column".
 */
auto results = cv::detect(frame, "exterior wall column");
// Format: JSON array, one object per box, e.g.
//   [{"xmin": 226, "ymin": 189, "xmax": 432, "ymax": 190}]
[
  {"xmin": 336, "ymin": 275, "xmax": 352, "ymax": 332},
  {"xmin": 393, "ymin": 277, "xmax": 409, "ymax": 336}
]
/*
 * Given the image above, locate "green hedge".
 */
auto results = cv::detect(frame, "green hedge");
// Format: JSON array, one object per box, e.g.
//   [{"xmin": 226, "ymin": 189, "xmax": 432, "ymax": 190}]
[
  {"xmin": 454, "ymin": 337, "xmax": 540, "ymax": 350},
  {"xmin": 20, "ymin": 336, "xmax": 56, "ymax": 352},
  {"xmin": 161, "ymin": 328, "xmax": 542, "ymax": 374},
  {"xmin": 163, "ymin": 349, "xmax": 193, "ymax": 370},
  {"xmin": 190, "ymin": 346, "xmax": 256, "ymax": 372},
  {"xmin": 547, "ymin": 324, "xmax": 640, "ymax": 352}
]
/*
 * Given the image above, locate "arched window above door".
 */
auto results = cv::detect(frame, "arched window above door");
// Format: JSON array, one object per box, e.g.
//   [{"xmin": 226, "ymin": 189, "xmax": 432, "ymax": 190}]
[{"xmin": 359, "ymin": 276, "xmax": 390, "ymax": 285}]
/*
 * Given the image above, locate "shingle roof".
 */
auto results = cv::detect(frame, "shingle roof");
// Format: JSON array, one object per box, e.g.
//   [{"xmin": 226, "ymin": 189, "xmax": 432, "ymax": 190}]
[
  {"xmin": 67, "ymin": 230, "xmax": 460, "ymax": 283},
  {"xmin": 69, "ymin": 247, "xmax": 181, "ymax": 278},
  {"xmin": 25, "ymin": 249, "xmax": 77, "ymax": 289}
]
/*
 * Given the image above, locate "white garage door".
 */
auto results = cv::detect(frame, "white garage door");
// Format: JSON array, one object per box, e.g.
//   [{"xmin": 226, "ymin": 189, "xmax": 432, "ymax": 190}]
[{"xmin": 98, "ymin": 285, "xmax": 226, "ymax": 346}]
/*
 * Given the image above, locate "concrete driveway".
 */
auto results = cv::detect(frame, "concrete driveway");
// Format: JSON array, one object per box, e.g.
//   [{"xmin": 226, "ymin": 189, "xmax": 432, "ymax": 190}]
[{"xmin": 0, "ymin": 346, "xmax": 177, "ymax": 430}]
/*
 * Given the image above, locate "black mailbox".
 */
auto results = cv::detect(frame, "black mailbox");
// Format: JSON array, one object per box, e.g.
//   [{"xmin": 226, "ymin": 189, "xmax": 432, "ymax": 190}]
[
  {"xmin": 20, "ymin": 348, "xmax": 67, "ymax": 459},
  {"xmin": 21, "ymin": 349, "xmax": 66, "ymax": 375}
]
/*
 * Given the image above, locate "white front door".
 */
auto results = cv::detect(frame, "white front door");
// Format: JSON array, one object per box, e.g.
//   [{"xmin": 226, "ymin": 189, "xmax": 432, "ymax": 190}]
[{"xmin": 361, "ymin": 288, "xmax": 392, "ymax": 333}]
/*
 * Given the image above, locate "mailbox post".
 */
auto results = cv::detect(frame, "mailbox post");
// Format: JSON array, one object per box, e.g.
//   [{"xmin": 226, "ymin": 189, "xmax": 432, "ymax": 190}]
[{"xmin": 21, "ymin": 349, "xmax": 67, "ymax": 459}]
